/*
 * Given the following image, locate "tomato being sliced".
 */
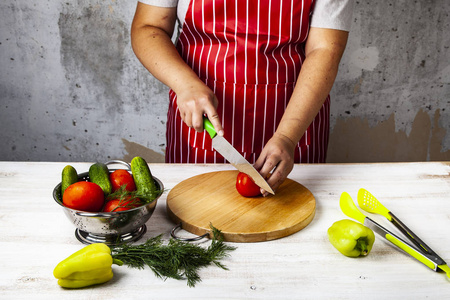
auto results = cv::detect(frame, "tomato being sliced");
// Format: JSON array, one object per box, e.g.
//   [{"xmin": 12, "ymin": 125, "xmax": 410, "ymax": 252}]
[
  {"xmin": 236, "ymin": 172, "xmax": 262, "ymax": 197},
  {"xmin": 109, "ymin": 169, "xmax": 137, "ymax": 192},
  {"xmin": 62, "ymin": 181, "xmax": 105, "ymax": 212},
  {"xmin": 103, "ymin": 196, "xmax": 142, "ymax": 212}
]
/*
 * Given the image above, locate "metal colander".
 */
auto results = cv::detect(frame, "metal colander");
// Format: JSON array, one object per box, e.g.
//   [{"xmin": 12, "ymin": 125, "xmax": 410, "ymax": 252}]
[{"xmin": 52, "ymin": 161, "xmax": 163, "ymax": 245}]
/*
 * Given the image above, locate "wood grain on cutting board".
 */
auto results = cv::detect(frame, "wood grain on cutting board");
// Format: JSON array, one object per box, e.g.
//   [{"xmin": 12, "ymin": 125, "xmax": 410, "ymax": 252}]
[{"xmin": 166, "ymin": 170, "xmax": 315, "ymax": 242}]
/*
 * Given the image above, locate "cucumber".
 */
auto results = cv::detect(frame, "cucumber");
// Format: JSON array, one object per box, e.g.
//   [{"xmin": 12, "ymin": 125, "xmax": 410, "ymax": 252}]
[
  {"xmin": 131, "ymin": 156, "xmax": 158, "ymax": 195},
  {"xmin": 89, "ymin": 163, "xmax": 112, "ymax": 195},
  {"xmin": 61, "ymin": 165, "xmax": 78, "ymax": 196}
]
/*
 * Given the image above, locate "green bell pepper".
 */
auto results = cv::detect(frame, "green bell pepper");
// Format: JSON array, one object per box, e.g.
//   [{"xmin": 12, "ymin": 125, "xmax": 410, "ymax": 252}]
[
  {"xmin": 328, "ymin": 219, "xmax": 375, "ymax": 257},
  {"xmin": 53, "ymin": 243, "xmax": 123, "ymax": 288}
]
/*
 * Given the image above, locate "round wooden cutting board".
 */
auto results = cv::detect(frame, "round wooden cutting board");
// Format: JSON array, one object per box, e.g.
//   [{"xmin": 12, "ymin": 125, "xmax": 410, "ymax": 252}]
[{"xmin": 166, "ymin": 170, "xmax": 315, "ymax": 243}]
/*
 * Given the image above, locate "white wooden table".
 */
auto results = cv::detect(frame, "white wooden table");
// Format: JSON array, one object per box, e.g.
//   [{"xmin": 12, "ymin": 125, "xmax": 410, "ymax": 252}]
[{"xmin": 0, "ymin": 162, "xmax": 449, "ymax": 299}]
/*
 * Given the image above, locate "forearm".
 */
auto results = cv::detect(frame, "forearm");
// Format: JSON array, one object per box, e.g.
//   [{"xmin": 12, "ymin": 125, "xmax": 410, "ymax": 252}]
[
  {"xmin": 275, "ymin": 28, "xmax": 348, "ymax": 145},
  {"xmin": 130, "ymin": 6, "xmax": 203, "ymax": 95},
  {"xmin": 131, "ymin": 4, "xmax": 222, "ymax": 132}
]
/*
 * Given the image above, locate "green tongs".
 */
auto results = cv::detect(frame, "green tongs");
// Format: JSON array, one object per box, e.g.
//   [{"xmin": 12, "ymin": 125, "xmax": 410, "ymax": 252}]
[{"xmin": 340, "ymin": 189, "xmax": 450, "ymax": 279}]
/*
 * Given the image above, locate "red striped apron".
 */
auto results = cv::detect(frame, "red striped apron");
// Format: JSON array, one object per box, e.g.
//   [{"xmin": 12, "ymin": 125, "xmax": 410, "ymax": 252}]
[{"xmin": 166, "ymin": 0, "xmax": 330, "ymax": 164}]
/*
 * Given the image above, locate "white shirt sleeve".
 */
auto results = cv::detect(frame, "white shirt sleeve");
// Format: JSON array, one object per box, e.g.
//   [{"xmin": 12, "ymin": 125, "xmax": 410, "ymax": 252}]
[
  {"xmin": 310, "ymin": 0, "xmax": 354, "ymax": 31},
  {"xmin": 138, "ymin": 0, "xmax": 178, "ymax": 8},
  {"xmin": 138, "ymin": 0, "xmax": 353, "ymax": 32}
]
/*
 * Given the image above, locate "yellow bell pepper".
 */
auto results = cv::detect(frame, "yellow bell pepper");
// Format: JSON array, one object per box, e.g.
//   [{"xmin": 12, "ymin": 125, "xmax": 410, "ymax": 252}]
[
  {"xmin": 53, "ymin": 243, "xmax": 123, "ymax": 288},
  {"xmin": 328, "ymin": 219, "xmax": 375, "ymax": 257}
]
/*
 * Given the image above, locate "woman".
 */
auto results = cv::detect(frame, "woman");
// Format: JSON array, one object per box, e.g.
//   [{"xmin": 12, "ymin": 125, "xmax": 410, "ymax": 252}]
[{"xmin": 131, "ymin": 0, "xmax": 353, "ymax": 194}]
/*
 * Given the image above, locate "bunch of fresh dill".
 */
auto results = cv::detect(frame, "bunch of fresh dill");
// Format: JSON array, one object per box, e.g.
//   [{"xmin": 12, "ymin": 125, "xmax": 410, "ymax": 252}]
[{"xmin": 110, "ymin": 225, "xmax": 236, "ymax": 287}]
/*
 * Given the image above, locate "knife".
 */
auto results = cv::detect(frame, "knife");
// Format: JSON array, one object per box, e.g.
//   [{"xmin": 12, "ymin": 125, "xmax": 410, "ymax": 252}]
[{"xmin": 203, "ymin": 117, "xmax": 275, "ymax": 195}]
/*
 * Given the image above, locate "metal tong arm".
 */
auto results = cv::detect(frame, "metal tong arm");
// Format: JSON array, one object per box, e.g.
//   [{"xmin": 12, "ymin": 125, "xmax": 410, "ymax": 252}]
[
  {"xmin": 363, "ymin": 217, "xmax": 443, "ymax": 271},
  {"xmin": 388, "ymin": 212, "xmax": 446, "ymax": 265}
]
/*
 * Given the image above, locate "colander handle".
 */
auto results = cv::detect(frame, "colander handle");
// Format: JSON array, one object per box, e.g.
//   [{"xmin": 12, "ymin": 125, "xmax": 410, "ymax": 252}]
[
  {"xmin": 170, "ymin": 223, "xmax": 209, "ymax": 242},
  {"xmin": 75, "ymin": 211, "xmax": 106, "ymax": 217},
  {"xmin": 105, "ymin": 160, "xmax": 131, "ymax": 171}
]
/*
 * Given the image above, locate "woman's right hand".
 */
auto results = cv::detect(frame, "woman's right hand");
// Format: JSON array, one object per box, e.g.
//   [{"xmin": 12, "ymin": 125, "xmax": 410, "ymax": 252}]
[{"xmin": 175, "ymin": 80, "xmax": 224, "ymax": 136}]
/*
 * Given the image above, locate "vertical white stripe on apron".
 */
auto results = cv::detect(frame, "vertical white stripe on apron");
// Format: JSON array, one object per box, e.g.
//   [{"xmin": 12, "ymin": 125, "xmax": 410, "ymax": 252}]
[
  {"xmin": 168, "ymin": 93, "xmax": 174, "ymax": 163},
  {"xmin": 272, "ymin": 0, "xmax": 283, "ymax": 134},
  {"xmin": 314, "ymin": 101, "xmax": 323, "ymax": 161},
  {"xmin": 286, "ymin": 0, "xmax": 293, "ymax": 84},
  {"xmin": 312, "ymin": 116, "xmax": 316, "ymax": 163},
  {"xmin": 212, "ymin": 0, "xmax": 219, "ymax": 89},
  {"xmin": 193, "ymin": 1, "xmax": 203, "ymax": 77},
  {"xmin": 299, "ymin": 0, "xmax": 305, "ymax": 71},
  {"xmin": 177, "ymin": 109, "xmax": 183, "ymax": 162},
  {"xmin": 244, "ymin": 1, "xmax": 248, "ymax": 86},
  {"xmin": 194, "ymin": 1, "xmax": 206, "ymax": 155},
  {"xmin": 298, "ymin": 0, "xmax": 306, "ymax": 154},
  {"xmin": 211, "ymin": 0, "xmax": 224, "ymax": 162},
  {"xmin": 261, "ymin": 0, "xmax": 272, "ymax": 153},
  {"xmin": 251, "ymin": 0, "xmax": 261, "ymax": 153},
  {"xmin": 201, "ymin": 0, "xmax": 211, "ymax": 163},
  {"xmin": 286, "ymin": 0, "xmax": 295, "ymax": 109},
  {"xmin": 231, "ymin": 0, "xmax": 238, "ymax": 147},
  {"xmin": 278, "ymin": 0, "xmax": 291, "ymax": 110},
  {"xmin": 202, "ymin": 0, "xmax": 213, "ymax": 81},
  {"xmin": 183, "ymin": 24, "xmax": 195, "ymax": 70},
  {"xmin": 182, "ymin": 22, "xmax": 202, "ymax": 162},
  {"xmin": 173, "ymin": 98, "xmax": 178, "ymax": 163},
  {"xmin": 241, "ymin": 0, "xmax": 249, "ymax": 152},
  {"xmin": 177, "ymin": 22, "xmax": 193, "ymax": 162},
  {"xmin": 293, "ymin": 0, "xmax": 305, "ymax": 82},
  {"xmin": 287, "ymin": 0, "xmax": 295, "ymax": 86},
  {"xmin": 222, "ymin": 0, "xmax": 229, "ymax": 141},
  {"xmin": 187, "ymin": 126, "xmax": 192, "ymax": 162},
  {"xmin": 307, "ymin": 144, "xmax": 310, "ymax": 162}
]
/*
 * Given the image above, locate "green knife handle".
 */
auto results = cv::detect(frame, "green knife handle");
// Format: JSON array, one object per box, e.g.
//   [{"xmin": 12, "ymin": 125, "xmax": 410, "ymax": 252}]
[
  {"xmin": 203, "ymin": 117, "xmax": 217, "ymax": 138},
  {"xmin": 385, "ymin": 233, "xmax": 436, "ymax": 270}
]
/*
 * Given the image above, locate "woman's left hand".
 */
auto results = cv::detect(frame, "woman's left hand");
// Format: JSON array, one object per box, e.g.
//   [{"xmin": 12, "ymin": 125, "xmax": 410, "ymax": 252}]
[{"xmin": 254, "ymin": 133, "xmax": 296, "ymax": 196}]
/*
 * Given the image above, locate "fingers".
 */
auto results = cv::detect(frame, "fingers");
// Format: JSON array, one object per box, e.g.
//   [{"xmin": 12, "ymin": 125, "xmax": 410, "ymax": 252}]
[
  {"xmin": 255, "ymin": 154, "xmax": 275, "ymax": 179},
  {"xmin": 206, "ymin": 111, "xmax": 224, "ymax": 136},
  {"xmin": 176, "ymin": 86, "xmax": 223, "ymax": 134},
  {"xmin": 267, "ymin": 160, "xmax": 292, "ymax": 193},
  {"xmin": 189, "ymin": 104, "xmax": 222, "ymax": 134},
  {"xmin": 257, "ymin": 157, "xmax": 287, "ymax": 196},
  {"xmin": 258, "ymin": 161, "xmax": 292, "ymax": 197},
  {"xmin": 254, "ymin": 136, "xmax": 295, "ymax": 196},
  {"xmin": 181, "ymin": 111, "xmax": 192, "ymax": 129},
  {"xmin": 191, "ymin": 112, "xmax": 204, "ymax": 132}
]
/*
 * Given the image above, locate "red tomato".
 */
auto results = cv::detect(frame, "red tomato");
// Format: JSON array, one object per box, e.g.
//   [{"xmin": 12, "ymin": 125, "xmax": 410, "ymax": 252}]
[
  {"xmin": 236, "ymin": 172, "xmax": 262, "ymax": 197},
  {"xmin": 103, "ymin": 196, "xmax": 142, "ymax": 212},
  {"xmin": 63, "ymin": 181, "xmax": 105, "ymax": 212},
  {"xmin": 109, "ymin": 169, "xmax": 136, "ymax": 192}
]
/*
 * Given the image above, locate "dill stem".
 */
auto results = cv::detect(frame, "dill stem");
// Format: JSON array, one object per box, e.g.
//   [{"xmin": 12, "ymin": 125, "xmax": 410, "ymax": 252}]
[{"xmin": 110, "ymin": 226, "xmax": 235, "ymax": 287}]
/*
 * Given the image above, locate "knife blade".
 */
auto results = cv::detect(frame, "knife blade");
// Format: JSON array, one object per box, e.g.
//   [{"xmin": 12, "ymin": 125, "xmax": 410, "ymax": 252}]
[{"xmin": 203, "ymin": 117, "xmax": 275, "ymax": 195}]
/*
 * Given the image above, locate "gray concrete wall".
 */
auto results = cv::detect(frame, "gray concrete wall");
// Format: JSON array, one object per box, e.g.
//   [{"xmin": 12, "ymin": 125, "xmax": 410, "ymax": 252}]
[{"xmin": 1, "ymin": 0, "xmax": 449, "ymax": 163}]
